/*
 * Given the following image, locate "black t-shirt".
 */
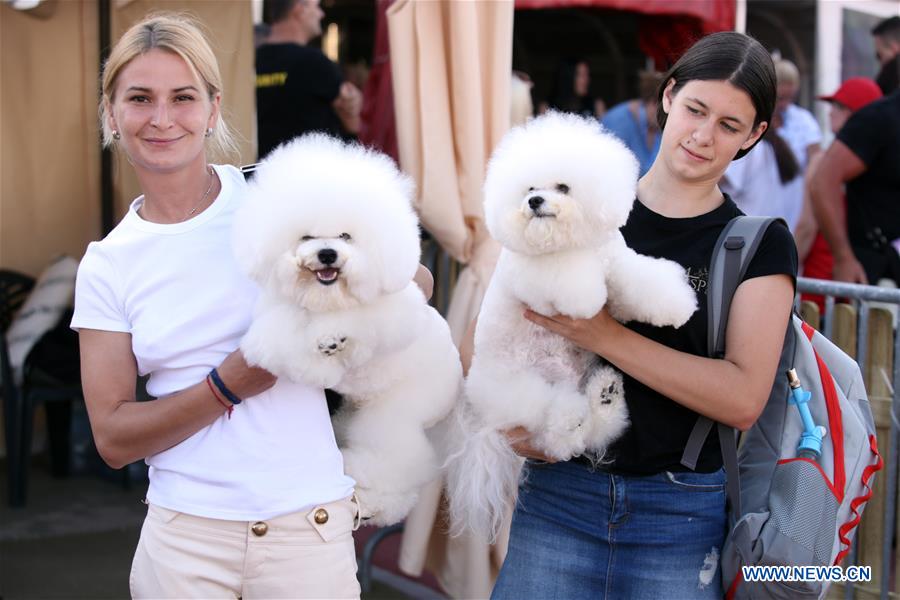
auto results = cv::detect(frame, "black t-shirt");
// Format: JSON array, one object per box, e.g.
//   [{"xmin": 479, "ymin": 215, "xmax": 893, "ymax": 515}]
[
  {"xmin": 600, "ymin": 196, "xmax": 798, "ymax": 475},
  {"xmin": 255, "ymin": 43, "xmax": 343, "ymax": 159},
  {"xmin": 837, "ymin": 91, "xmax": 900, "ymax": 282}
]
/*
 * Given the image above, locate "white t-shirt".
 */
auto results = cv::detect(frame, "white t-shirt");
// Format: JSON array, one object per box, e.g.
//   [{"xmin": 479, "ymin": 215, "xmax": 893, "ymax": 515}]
[
  {"xmin": 721, "ymin": 142, "xmax": 804, "ymax": 231},
  {"xmin": 71, "ymin": 164, "xmax": 354, "ymax": 520},
  {"xmin": 778, "ymin": 104, "xmax": 822, "ymax": 170}
]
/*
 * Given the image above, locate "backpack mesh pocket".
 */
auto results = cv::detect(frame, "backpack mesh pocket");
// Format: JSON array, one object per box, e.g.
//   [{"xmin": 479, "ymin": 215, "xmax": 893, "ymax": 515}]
[{"xmin": 769, "ymin": 459, "xmax": 839, "ymax": 566}]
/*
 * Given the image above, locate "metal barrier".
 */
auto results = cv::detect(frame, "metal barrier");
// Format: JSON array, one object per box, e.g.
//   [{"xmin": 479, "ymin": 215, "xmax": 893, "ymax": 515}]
[{"xmin": 798, "ymin": 277, "xmax": 900, "ymax": 600}]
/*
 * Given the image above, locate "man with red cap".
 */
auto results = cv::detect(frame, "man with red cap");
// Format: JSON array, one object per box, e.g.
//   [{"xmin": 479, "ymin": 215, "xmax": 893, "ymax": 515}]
[
  {"xmin": 818, "ymin": 77, "xmax": 884, "ymax": 129},
  {"xmin": 795, "ymin": 78, "xmax": 882, "ymax": 307},
  {"xmin": 810, "ymin": 76, "xmax": 900, "ymax": 285}
]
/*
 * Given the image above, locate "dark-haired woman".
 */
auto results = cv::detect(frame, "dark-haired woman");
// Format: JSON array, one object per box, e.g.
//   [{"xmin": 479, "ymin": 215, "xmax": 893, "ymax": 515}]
[
  {"xmin": 490, "ymin": 31, "xmax": 798, "ymax": 599},
  {"xmin": 546, "ymin": 58, "xmax": 606, "ymax": 119}
]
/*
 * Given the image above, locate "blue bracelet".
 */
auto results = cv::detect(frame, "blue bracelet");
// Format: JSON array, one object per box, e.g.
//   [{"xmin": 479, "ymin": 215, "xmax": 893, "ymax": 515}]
[{"xmin": 208, "ymin": 368, "xmax": 243, "ymax": 405}]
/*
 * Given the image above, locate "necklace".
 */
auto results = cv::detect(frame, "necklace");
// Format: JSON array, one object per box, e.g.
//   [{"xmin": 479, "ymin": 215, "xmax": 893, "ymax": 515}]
[{"xmin": 187, "ymin": 166, "xmax": 216, "ymax": 218}]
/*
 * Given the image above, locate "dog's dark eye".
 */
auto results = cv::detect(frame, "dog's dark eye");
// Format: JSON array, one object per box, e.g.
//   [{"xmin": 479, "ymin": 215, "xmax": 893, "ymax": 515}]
[
  {"xmin": 339, "ymin": 233, "xmax": 352, "ymax": 242},
  {"xmin": 527, "ymin": 187, "xmax": 535, "ymax": 193},
  {"xmin": 301, "ymin": 235, "xmax": 314, "ymax": 241},
  {"xmin": 555, "ymin": 183, "xmax": 570, "ymax": 194}
]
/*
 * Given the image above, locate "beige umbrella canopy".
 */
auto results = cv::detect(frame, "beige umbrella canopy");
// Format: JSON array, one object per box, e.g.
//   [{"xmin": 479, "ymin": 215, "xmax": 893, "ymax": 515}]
[
  {"xmin": 388, "ymin": 0, "xmax": 511, "ymax": 265},
  {"xmin": 386, "ymin": 1, "xmax": 514, "ymax": 597}
]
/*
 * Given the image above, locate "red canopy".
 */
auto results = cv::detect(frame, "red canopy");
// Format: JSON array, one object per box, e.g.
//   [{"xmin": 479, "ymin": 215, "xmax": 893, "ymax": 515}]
[
  {"xmin": 514, "ymin": 0, "xmax": 734, "ymax": 31},
  {"xmin": 515, "ymin": 0, "xmax": 736, "ymax": 69}
]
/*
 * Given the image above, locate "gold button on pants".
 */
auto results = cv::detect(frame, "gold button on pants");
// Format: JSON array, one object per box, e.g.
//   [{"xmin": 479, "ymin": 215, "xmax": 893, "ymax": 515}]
[
  {"xmin": 314, "ymin": 508, "xmax": 329, "ymax": 524},
  {"xmin": 131, "ymin": 501, "xmax": 360, "ymax": 598}
]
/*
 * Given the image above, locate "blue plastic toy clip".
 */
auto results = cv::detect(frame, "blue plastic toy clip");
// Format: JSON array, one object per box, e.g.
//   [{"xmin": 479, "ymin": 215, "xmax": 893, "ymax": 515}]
[{"xmin": 786, "ymin": 369, "xmax": 827, "ymax": 460}]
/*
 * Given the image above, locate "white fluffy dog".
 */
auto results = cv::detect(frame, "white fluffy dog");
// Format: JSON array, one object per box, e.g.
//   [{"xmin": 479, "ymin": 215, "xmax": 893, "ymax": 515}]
[
  {"xmin": 234, "ymin": 135, "xmax": 462, "ymax": 527},
  {"xmin": 447, "ymin": 112, "xmax": 698, "ymax": 539}
]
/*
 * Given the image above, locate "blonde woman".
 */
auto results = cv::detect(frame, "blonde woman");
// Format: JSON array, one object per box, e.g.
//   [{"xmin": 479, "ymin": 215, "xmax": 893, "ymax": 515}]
[{"xmin": 73, "ymin": 14, "xmax": 360, "ymax": 598}]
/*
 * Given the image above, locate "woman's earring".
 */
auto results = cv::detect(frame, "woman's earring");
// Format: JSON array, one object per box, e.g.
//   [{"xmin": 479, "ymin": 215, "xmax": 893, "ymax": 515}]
[
  {"xmin": 205, "ymin": 128, "xmax": 214, "ymax": 138},
  {"xmin": 112, "ymin": 130, "xmax": 121, "ymax": 140}
]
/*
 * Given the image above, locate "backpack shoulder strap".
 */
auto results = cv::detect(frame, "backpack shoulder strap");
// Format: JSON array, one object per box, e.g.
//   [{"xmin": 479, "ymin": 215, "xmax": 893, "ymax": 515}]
[
  {"xmin": 680, "ymin": 216, "xmax": 785, "ymax": 517},
  {"xmin": 241, "ymin": 163, "xmax": 260, "ymax": 181},
  {"xmin": 707, "ymin": 216, "xmax": 784, "ymax": 358}
]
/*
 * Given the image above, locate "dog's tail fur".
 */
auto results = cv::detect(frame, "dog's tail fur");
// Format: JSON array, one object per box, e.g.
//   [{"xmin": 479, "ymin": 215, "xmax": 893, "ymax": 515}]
[{"xmin": 444, "ymin": 403, "xmax": 523, "ymax": 543}]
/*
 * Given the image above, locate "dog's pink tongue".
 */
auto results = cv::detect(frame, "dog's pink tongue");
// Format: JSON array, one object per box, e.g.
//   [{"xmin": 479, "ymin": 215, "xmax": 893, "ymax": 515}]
[{"xmin": 316, "ymin": 268, "xmax": 338, "ymax": 282}]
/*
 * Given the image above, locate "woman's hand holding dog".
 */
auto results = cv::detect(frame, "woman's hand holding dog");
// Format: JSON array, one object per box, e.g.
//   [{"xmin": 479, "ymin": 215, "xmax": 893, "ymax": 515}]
[
  {"xmin": 414, "ymin": 264, "xmax": 434, "ymax": 301},
  {"xmin": 523, "ymin": 307, "xmax": 620, "ymax": 357},
  {"xmin": 504, "ymin": 426, "xmax": 559, "ymax": 463},
  {"xmin": 217, "ymin": 350, "xmax": 277, "ymax": 400}
]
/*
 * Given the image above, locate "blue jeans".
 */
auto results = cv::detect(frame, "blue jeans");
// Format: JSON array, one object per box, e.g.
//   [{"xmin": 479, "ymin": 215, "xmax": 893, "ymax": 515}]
[{"xmin": 492, "ymin": 460, "xmax": 727, "ymax": 600}]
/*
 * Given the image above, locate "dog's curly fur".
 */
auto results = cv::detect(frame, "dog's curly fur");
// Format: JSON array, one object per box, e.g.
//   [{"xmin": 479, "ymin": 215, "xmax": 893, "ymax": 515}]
[
  {"xmin": 234, "ymin": 135, "xmax": 462, "ymax": 526},
  {"xmin": 446, "ymin": 112, "xmax": 698, "ymax": 540}
]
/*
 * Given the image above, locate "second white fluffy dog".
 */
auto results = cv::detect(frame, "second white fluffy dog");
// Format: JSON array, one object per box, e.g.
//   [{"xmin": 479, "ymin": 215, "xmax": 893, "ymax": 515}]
[
  {"xmin": 234, "ymin": 135, "xmax": 462, "ymax": 527},
  {"xmin": 447, "ymin": 113, "xmax": 698, "ymax": 540}
]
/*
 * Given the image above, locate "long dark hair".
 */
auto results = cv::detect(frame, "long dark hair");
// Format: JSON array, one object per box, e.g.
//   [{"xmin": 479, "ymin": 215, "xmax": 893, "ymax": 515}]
[
  {"xmin": 549, "ymin": 58, "xmax": 589, "ymax": 115},
  {"xmin": 656, "ymin": 32, "xmax": 776, "ymax": 160},
  {"xmin": 764, "ymin": 129, "xmax": 800, "ymax": 183}
]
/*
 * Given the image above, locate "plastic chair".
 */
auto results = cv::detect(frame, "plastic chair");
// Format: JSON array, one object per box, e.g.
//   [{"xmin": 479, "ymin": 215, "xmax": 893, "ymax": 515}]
[
  {"xmin": 1, "ymin": 269, "xmax": 36, "ymax": 506},
  {"xmin": 1, "ymin": 269, "xmax": 85, "ymax": 507}
]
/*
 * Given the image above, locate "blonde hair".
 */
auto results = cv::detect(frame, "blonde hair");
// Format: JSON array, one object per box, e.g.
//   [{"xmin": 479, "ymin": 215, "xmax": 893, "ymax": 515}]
[
  {"xmin": 99, "ymin": 13, "xmax": 238, "ymax": 161},
  {"xmin": 774, "ymin": 58, "xmax": 799, "ymax": 86}
]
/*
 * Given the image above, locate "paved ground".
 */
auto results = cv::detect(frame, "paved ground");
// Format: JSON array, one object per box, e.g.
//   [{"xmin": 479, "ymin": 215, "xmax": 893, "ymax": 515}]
[{"xmin": 0, "ymin": 452, "xmax": 440, "ymax": 600}]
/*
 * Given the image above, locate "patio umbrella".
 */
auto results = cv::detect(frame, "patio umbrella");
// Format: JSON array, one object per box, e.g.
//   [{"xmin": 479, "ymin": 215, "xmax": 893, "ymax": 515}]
[
  {"xmin": 387, "ymin": 0, "xmax": 512, "ymax": 265},
  {"xmin": 386, "ymin": 1, "xmax": 514, "ymax": 597}
]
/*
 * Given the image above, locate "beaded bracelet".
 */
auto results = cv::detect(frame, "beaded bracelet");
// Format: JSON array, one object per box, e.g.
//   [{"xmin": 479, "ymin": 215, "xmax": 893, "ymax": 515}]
[
  {"xmin": 208, "ymin": 367, "xmax": 243, "ymax": 405},
  {"xmin": 206, "ymin": 376, "xmax": 234, "ymax": 419}
]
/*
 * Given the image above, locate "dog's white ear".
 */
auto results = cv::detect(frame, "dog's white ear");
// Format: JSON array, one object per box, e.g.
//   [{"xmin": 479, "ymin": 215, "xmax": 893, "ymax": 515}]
[{"xmin": 373, "ymin": 172, "xmax": 421, "ymax": 294}]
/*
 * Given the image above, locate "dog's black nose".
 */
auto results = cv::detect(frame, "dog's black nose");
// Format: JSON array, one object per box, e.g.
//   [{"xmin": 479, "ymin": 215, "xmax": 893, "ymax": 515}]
[
  {"xmin": 528, "ymin": 196, "xmax": 545, "ymax": 210},
  {"xmin": 318, "ymin": 248, "xmax": 338, "ymax": 265}
]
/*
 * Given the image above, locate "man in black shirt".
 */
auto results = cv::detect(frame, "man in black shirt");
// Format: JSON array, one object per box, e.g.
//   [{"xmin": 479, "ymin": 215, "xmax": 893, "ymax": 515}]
[
  {"xmin": 256, "ymin": 0, "xmax": 361, "ymax": 159},
  {"xmin": 872, "ymin": 16, "xmax": 900, "ymax": 95},
  {"xmin": 811, "ymin": 90, "xmax": 900, "ymax": 284}
]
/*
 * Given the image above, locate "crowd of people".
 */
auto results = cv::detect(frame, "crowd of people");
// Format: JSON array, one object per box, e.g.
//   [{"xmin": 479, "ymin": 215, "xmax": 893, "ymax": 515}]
[
  {"xmin": 252, "ymin": 2, "xmax": 900, "ymax": 293},
  {"xmin": 538, "ymin": 17, "xmax": 900, "ymax": 293},
  {"xmin": 68, "ymin": 1, "xmax": 900, "ymax": 598}
]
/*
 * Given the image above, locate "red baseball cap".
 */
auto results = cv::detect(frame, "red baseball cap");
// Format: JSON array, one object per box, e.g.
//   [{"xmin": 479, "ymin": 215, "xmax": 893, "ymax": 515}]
[{"xmin": 817, "ymin": 77, "xmax": 883, "ymax": 111}]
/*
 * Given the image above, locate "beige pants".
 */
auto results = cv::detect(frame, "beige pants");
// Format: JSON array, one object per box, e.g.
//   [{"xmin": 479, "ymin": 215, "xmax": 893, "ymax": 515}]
[{"xmin": 130, "ymin": 497, "xmax": 361, "ymax": 599}]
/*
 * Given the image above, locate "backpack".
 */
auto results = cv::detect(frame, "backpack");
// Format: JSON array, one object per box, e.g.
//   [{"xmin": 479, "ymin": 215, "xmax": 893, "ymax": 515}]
[{"xmin": 680, "ymin": 216, "xmax": 883, "ymax": 599}]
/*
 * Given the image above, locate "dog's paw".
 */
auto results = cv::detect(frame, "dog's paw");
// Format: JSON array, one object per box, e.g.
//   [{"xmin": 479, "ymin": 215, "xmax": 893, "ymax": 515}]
[
  {"xmin": 533, "ymin": 395, "xmax": 590, "ymax": 460},
  {"xmin": 585, "ymin": 366, "xmax": 624, "ymax": 407},
  {"xmin": 664, "ymin": 285, "xmax": 699, "ymax": 328},
  {"xmin": 640, "ymin": 266, "xmax": 698, "ymax": 328},
  {"xmin": 317, "ymin": 335, "xmax": 348, "ymax": 356},
  {"xmin": 584, "ymin": 367, "xmax": 629, "ymax": 451}
]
